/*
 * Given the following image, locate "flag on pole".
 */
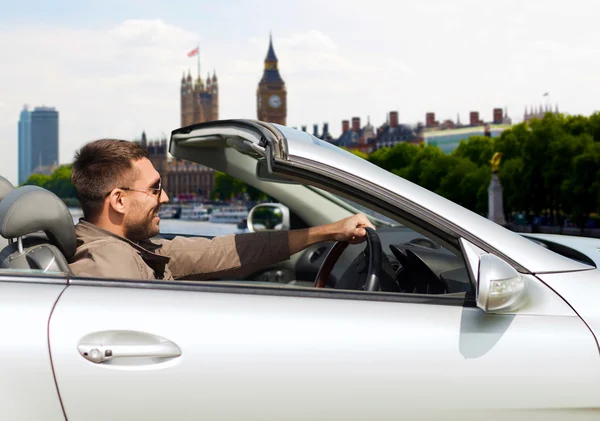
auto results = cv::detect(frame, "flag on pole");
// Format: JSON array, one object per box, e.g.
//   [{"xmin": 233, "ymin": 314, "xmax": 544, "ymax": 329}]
[{"xmin": 187, "ymin": 47, "xmax": 199, "ymax": 57}]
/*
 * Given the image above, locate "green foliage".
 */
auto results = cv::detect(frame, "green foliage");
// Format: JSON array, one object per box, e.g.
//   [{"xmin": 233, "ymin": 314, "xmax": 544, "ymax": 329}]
[
  {"xmin": 357, "ymin": 111, "xmax": 600, "ymax": 228},
  {"xmin": 210, "ymin": 171, "xmax": 247, "ymax": 200},
  {"xmin": 343, "ymin": 148, "xmax": 369, "ymax": 160},
  {"xmin": 22, "ymin": 164, "xmax": 77, "ymax": 201},
  {"xmin": 452, "ymin": 136, "xmax": 494, "ymax": 167},
  {"xmin": 369, "ymin": 142, "xmax": 419, "ymax": 172},
  {"xmin": 391, "ymin": 144, "xmax": 443, "ymax": 184},
  {"xmin": 498, "ymin": 157, "xmax": 526, "ymax": 213},
  {"xmin": 211, "ymin": 171, "xmax": 269, "ymax": 202}
]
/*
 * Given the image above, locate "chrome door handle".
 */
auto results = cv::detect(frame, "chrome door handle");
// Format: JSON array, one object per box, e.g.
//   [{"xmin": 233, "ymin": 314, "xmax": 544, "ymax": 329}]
[{"xmin": 78, "ymin": 341, "xmax": 181, "ymax": 364}]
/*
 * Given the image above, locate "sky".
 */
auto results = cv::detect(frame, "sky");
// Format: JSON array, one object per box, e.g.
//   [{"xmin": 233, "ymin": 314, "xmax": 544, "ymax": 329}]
[{"xmin": 1, "ymin": 0, "xmax": 599, "ymax": 185}]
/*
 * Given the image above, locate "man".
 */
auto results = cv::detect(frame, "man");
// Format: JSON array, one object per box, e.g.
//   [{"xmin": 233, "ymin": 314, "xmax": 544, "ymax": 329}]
[{"xmin": 69, "ymin": 138, "xmax": 374, "ymax": 281}]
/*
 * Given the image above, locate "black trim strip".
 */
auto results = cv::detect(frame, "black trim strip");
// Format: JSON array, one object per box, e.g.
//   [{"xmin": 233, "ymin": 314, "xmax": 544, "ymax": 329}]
[
  {"xmin": 68, "ymin": 278, "xmax": 475, "ymax": 307},
  {"xmin": 47, "ymin": 285, "xmax": 70, "ymax": 421},
  {"xmin": 0, "ymin": 274, "xmax": 67, "ymax": 285}
]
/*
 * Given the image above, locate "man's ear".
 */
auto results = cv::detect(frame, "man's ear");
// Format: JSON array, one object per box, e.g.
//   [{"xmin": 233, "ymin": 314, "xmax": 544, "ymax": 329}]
[{"xmin": 107, "ymin": 189, "xmax": 127, "ymax": 215}]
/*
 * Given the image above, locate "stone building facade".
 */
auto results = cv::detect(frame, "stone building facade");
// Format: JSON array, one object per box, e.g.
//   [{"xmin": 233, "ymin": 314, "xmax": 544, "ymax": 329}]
[
  {"xmin": 135, "ymin": 132, "xmax": 214, "ymax": 201},
  {"xmin": 180, "ymin": 70, "xmax": 219, "ymax": 127}
]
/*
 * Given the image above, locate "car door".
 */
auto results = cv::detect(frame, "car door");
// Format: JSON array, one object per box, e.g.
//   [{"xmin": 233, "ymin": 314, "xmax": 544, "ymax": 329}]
[
  {"xmin": 49, "ymin": 270, "xmax": 600, "ymax": 421},
  {"xmin": 0, "ymin": 271, "xmax": 67, "ymax": 421}
]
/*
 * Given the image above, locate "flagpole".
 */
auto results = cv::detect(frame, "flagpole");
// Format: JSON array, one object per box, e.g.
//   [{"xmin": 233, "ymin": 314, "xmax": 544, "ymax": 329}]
[{"xmin": 197, "ymin": 44, "xmax": 200, "ymax": 82}]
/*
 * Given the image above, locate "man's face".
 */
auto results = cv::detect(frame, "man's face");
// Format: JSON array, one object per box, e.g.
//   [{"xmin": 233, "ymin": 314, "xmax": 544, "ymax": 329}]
[{"xmin": 123, "ymin": 158, "xmax": 169, "ymax": 241}]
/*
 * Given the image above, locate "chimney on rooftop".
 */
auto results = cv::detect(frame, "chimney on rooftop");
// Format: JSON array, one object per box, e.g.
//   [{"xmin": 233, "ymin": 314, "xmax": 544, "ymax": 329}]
[
  {"xmin": 342, "ymin": 120, "xmax": 350, "ymax": 133},
  {"xmin": 389, "ymin": 111, "xmax": 399, "ymax": 128},
  {"xmin": 352, "ymin": 117, "xmax": 361, "ymax": 132}
]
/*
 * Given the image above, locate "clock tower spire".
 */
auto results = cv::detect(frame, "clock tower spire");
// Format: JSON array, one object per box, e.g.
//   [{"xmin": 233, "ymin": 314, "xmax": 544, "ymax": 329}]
[{"xmin": 257, "ymin": 33, "xmax": 287, "ymax": 125}]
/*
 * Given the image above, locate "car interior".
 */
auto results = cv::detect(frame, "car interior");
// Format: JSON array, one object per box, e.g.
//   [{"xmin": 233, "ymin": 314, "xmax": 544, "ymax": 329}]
[
  {"xmin": 154, "ymin": 142, "xmax": 477, "ymax": 297},
  {"xmin": 0, "ymin": 184, "xmax": 75, "ymax": 275},
  {"xmin": 0, "ymin": 168, "xmax": 475, "ymax": 298},
  {"xmin": 211, "ymin": 192, "xmax": 474, "ymax": 296},
  {"xmin": 1, "ymin": 126, "xmax": 595, "ymax": 300}
]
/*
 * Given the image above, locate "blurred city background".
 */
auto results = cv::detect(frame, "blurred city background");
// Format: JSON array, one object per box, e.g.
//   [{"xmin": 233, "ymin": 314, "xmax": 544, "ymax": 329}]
[{"xmin": 2, "ymin": 0, "xmax": 599, "ymax": 236}]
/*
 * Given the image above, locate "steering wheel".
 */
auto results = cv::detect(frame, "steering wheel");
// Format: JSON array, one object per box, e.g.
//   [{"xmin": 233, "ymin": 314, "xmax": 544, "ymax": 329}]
[{"xmin": 314, "ymin": 227, "xmax": 382, "ymax": 291}]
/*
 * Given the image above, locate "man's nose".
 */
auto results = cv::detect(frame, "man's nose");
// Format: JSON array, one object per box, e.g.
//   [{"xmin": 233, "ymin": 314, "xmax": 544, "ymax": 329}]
[{"xmin": 160, "ymin": 189, "xmax": 169, "ymax": 203}]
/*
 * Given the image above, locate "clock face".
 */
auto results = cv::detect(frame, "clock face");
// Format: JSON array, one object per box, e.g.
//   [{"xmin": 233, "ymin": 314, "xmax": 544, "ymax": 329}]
[{"xmin": 268, "ymin": 94, "xmax": 282, "ymax": 109}]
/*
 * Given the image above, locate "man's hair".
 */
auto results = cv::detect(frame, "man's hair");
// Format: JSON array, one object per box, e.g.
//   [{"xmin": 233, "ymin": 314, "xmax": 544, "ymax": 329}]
[{"xmin": 71, "ymin": 139, "xmax": 149, "ymax": 222}]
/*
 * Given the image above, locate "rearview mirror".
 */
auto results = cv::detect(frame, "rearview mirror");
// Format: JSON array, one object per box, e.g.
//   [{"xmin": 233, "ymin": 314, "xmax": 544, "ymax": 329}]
[
  {"xmin": 247, "ymin": 203, "xmax": 290, "ymax": 232},
  {"xmin": 477, "ymin": 254, "xmax": 526, "ymax": 312}
]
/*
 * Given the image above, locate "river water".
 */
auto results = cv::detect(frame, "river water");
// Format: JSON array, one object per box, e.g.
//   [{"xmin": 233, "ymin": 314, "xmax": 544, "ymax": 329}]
[{"xmin": 69, "ymin": 208, "xmax": 242, "ymax": 237}]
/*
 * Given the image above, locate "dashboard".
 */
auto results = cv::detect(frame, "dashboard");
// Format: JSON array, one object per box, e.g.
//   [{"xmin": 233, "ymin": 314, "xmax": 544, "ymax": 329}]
[{"xmin": 253, "ymin": 226, "xmax": 473, "ymax": 295}]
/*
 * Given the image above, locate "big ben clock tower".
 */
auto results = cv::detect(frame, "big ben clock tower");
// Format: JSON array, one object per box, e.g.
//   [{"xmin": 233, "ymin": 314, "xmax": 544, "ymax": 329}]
[{"xmin": 257, "ymin": 34, "xmax": 287, "ymax": 125}]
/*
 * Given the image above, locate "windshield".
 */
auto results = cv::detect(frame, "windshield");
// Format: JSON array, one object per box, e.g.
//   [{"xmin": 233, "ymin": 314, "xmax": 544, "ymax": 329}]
[{"xmin": 310, "ymin": 187, "xmax": 402, "ymax": 227}]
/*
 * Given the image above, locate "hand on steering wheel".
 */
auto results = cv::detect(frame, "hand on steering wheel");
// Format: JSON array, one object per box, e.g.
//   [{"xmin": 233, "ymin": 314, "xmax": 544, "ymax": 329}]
[{"xmin": 314, "ymin": 227, "xmax": 382, "ymax": 291}]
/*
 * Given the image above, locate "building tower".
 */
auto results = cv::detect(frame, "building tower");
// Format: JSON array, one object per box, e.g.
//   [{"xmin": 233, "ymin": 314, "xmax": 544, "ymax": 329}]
[
  {"xmin": 180, "ymin": 61, "xmax": 219, "ymax": 127},
  {"xmin": 30, "ymin": 106, "xmax": 59, "ymax": 172},
  {"xmin": 257, "ymin": 33, "xmax": 287, "ymax": 125},
  {"xmin": 211, "ymin": 70, "xmax": 219, "ymax": 121},
  {"xmin": 18, "ymin": 105, "xmax": 32, "ymax": 184}
]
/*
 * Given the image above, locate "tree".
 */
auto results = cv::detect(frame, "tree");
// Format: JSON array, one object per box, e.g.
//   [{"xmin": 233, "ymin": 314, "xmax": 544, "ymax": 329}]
[
  {"xmin": 562, "ymin": 146, "xmax": 600, "ymax": 231},
  {"xmin": 22, "ymin": 165, "xmax": 77, "ymax": 199},
  {"xmin": 23, "ymin": 173, "xmax": 51, "ymax": 188},
  {"xmin": 498, "ymin": 157, "xmax": 526, "ymax": 216},
  {"xmin": 210, "ymin": 172, "xmax": 246, "ymax": 200},
  {"xmin": 369, "ymin": 142, "xmax": 419, "ymax": 173},
  {"xmin": 210, "ymin": 172, "xmax": 269, "ymax": 202},
  {"xmin": 394, "ymin": 145, "xmax": 444, "ymax": 184},
  {"xmin": 452, "ymin": 136, "xmax": 494, "ymax": 167},
  {"xmin": 588, "ymin": 112, "xmax": 600, "ymax": 142},
  {"xmin": 343, "ymin": 148, "xmax": 369, "ymax": 160},
  {"xmin": 493, "ymin": 126, "xmax": 524, "ymax": 161},
  {"xmin": 46, "ymin": 165, "xmax": 77, "ymax": 199},
  {"xmin": 436, "ymin": 157, "xmax": 489, "ymax": 213}
]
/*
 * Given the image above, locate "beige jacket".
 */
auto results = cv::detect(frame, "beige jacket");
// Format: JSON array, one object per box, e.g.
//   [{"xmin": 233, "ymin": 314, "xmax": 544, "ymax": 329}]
[{"xmin": 69, "ymin": 220, "xmax": 290, "ymax": 281}]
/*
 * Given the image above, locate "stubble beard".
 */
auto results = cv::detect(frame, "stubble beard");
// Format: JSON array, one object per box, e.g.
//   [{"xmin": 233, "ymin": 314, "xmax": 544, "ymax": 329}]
[{"xmin": 124, "ymin": 203, "xmax": 160, "ymax": 242}]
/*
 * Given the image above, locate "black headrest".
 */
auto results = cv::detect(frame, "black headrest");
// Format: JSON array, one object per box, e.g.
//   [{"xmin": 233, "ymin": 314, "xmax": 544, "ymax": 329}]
[
  {"xmin": 0, "ymin": 176, "xmax": 14, "ymax": 201},
  {"xmin": 0, "ymin": 186, "xmax": 76, "ymax": 259}
]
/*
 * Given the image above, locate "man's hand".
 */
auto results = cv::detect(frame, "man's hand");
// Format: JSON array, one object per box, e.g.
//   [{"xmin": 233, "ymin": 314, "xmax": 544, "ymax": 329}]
[
  {"xmin": 330, "ymin": 213, "xmax": 375, "ymax": 244},
  {"xmin": 287, "ymin": 213, "xmax": 376, "ymax": 255}
]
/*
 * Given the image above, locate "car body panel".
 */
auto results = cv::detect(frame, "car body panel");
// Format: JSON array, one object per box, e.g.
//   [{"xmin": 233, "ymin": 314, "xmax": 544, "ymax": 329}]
[
  {"xmin": 49, "ymin": 280, "xmax": 600, "ymax": 421},
  {"xmin": 538, "ymin": 269, "xmax": 600, "ymax": 349},
  {"xmin": 0, "ymin": 277, "xmax": 66, "ymax": 421}
]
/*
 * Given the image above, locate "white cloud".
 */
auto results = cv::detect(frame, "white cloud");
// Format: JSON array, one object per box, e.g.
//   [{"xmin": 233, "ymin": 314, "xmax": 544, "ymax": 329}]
[{"xmin": 0, "ymin": 20, "xmax": 200, "ymax": 184}]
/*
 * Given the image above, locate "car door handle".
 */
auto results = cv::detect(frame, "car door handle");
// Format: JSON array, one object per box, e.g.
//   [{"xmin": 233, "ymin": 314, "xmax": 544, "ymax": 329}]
[{"xmin": 78, "ymin": 341, "xmax": 181, "ymax": 364}]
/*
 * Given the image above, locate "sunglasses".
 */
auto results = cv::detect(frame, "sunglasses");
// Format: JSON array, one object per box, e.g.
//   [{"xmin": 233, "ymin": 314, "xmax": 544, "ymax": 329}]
[{"xmin": 104, "ymin": 178, "xmax": 162, "ymax": 199}]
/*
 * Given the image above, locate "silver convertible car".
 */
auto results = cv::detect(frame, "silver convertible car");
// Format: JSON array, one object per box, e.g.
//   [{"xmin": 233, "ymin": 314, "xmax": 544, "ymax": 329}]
[{"xmin": 1, "ymin": 119, "xmax": 600, "ymax": 421}]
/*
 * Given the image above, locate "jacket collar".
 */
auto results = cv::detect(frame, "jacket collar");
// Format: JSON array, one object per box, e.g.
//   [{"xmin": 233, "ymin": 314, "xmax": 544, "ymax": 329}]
[{"xmin": 75, "ymin": 219, "xmax": 170, "ymax": 264}]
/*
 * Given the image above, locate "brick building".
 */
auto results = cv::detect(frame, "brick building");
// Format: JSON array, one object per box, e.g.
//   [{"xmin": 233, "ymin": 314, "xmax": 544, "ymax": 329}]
[
  {"xmin": 134, "ymin": 132, "xmax": 215, "ymax": 201},
  {"xmin": 331, "ymin": 111, "xmax": 421, "ymax": 153}
]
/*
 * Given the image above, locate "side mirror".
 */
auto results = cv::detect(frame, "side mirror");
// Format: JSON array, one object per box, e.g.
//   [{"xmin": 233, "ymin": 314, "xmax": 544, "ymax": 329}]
[
  {"xmin": 460, "ymin": 239, "xmax": 526, "ymax": 313},
  {"xmin": 477, "ymin": 254, "xmax": 526, "ymax": 312},
  {"xmin": 247, "ymin": 203, "xmax": 290, "ymax": 232}
]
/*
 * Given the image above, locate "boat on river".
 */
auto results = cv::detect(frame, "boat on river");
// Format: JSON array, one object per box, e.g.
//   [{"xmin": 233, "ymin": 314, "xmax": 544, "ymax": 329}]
[{"xmin": 208, "ymin": 206, "xmax": 248, "ymax": 224}]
